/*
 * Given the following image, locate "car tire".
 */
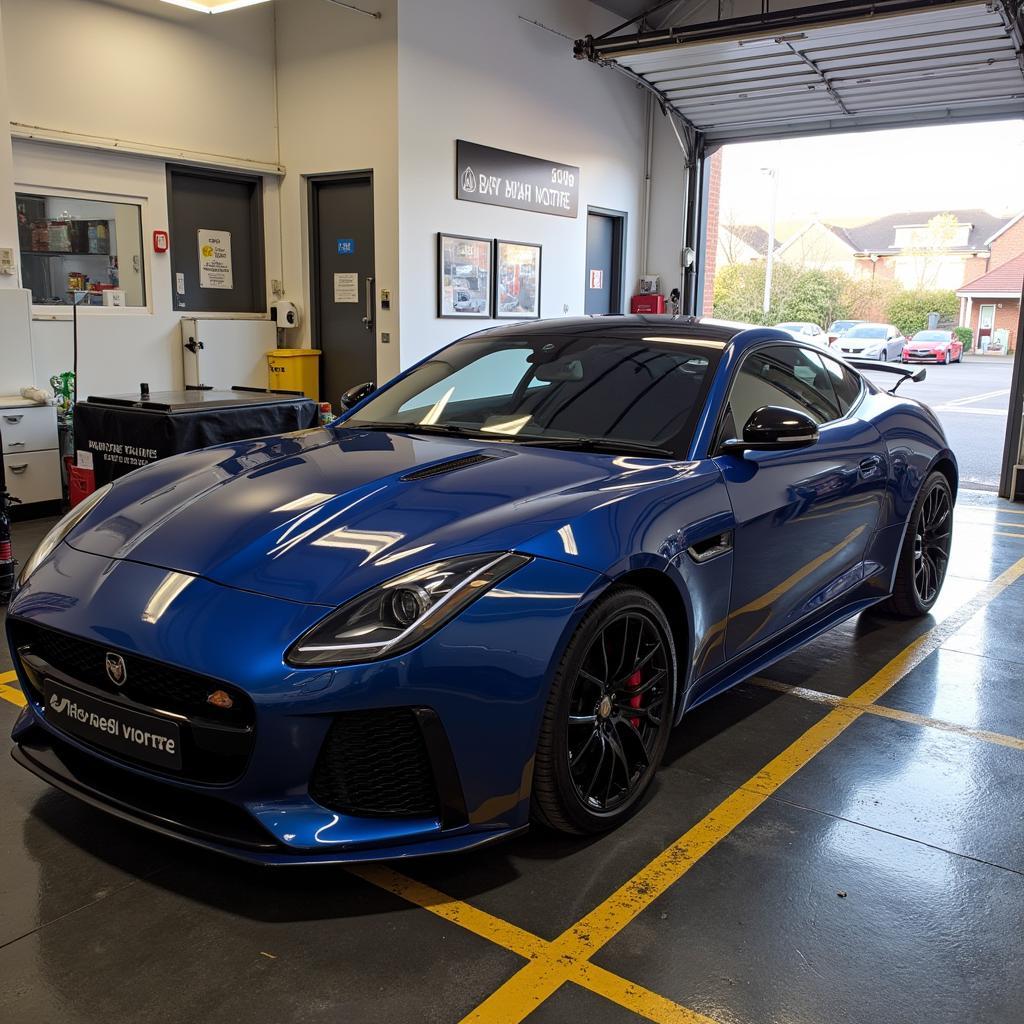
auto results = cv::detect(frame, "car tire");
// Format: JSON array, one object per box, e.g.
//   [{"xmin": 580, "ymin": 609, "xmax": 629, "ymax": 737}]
[
  {"xmin": 944, "ymin": 349, "xmax": 951, "ymax": 364},
  {"xmin": 531, "ymin": 586, "xmax": 677, "ymax": 835},
  {"xmin": 878, "ymin": 471, "xmax": 953, "ymax": 619}
]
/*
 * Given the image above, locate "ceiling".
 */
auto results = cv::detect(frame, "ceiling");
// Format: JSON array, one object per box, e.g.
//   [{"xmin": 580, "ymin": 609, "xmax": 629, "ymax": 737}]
[{"xmin": 582, "ymin": 0, "xmax": 1024, "ymax": 143}]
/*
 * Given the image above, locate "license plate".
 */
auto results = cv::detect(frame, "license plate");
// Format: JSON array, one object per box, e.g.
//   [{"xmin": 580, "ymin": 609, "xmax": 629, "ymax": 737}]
[{"xmin": 43, "ymin": 679, "xmax": 183, "ymax": 770}]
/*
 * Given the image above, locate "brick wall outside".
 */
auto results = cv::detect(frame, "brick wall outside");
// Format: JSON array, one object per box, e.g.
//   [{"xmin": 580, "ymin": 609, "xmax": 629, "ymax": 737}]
[
  {"xmin": 990, "ymin": 216, "xmax": 1024, "ymax": 268},
  {"xmin": 702, "ymin": 149, "xmax": 723, "ymax": 316},
  {"xmin": 961, "ymin": 255, "xmax": 989, "ymax": 286}
]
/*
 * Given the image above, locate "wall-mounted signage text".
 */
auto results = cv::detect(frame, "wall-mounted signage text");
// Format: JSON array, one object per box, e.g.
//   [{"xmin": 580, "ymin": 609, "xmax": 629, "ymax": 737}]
[{"xmin": 456, "ymin": 141, "xmax": 579, "ymax": 219}]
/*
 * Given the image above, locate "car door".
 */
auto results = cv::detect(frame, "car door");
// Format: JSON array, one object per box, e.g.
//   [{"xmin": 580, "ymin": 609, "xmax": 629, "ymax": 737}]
[{"xmin": 712, "ymin": 345, "xmax": 887, "ymax": 663}]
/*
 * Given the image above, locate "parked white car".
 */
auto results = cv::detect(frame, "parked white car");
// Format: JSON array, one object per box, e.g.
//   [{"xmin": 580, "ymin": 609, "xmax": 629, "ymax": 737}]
[
  {"xmin": 834, "ymin": 322, "xmax": 906, "ymax": 361},
  {"xmin": 773, "ymin": 322, "xmax": 828, "ymax": 346}
]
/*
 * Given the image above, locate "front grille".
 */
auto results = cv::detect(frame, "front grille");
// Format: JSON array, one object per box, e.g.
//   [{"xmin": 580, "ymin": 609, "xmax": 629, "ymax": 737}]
[
  {"xmin": 9, "ymin": 620, "xmax": 253, "ymax": 727},
  {"xmin": 309, "ymin": 708, "xmax": 439, "ymax": 818},
  {"xmin": 9, "ymin": 619, "xmax": 255, "ymax": 785}
]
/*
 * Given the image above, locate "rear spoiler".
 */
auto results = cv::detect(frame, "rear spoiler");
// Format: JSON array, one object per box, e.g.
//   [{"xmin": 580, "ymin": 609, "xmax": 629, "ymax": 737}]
[{"xmin": 847, "ymin": 360, "xmax": 926, "ymax": 395}]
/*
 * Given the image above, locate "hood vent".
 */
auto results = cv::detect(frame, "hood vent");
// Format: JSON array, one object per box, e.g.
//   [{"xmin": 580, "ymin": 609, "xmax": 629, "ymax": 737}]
[{"xmin": 401, "ymin": 452, "xmax": 500, "ymax": 482}]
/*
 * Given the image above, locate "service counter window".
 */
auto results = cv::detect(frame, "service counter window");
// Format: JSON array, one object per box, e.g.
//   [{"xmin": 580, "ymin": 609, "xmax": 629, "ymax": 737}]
[{"xmin": 16, "ymin": 191, "xmax": 146, "ymax": 308}]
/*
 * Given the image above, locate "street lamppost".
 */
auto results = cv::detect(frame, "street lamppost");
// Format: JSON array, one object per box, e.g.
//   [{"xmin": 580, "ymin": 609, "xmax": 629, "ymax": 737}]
[{"xmin": 761, "ymin": 167, "xmax": 779, "ymax": 316}]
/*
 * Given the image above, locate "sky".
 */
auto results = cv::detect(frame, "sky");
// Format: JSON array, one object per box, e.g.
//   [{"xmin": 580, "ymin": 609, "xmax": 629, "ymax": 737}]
[{"xmin": 718, "ymin": 119, "xmax": 1024, "ymax": 231}]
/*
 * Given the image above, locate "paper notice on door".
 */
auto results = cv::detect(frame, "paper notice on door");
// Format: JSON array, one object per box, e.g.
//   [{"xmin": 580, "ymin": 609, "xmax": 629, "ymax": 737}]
[
  {"xmin": 197, "ymin": 229, "xmax": 233, "ymax": 290},
  {"xmin": 334, "ymin": 272, "xmax": 359, "ymax": 303}
]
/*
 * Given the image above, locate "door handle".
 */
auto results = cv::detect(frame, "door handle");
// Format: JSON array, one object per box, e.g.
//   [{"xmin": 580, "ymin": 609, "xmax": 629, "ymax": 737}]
[
  {"xmin": 362, "ymin": 277, "xmax": 375, "ymax": 331},
  {"xmin": 4, "ymin": 415, "xmax": 23, "ymax": 424},
  {"xmin": 9, "ymin": 463, "xmax": 28, "ymax": 473},
  {"xmin": 8, "ymin": 441, "xmax": 25, "ymax": 448},
  {"xmin": 859, "ymin": 455, "xmax": 885, "ymax": 477}
]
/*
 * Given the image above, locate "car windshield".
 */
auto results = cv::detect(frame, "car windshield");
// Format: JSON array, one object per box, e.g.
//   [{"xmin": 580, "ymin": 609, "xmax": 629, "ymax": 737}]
[
  {"xmin": 846, "ymin": 325, "xmax": 887, "ymax": 339},
  {"xmin": 913, "ymin": 331, "xmax": 949, "ymax": 342},
  {"xmin": 830, "ymin": 321, "xmax": 857, "ymax": 333},
  {"xmin": 345, "ymin": 333, "xmax": 724, "ymax": 458}
]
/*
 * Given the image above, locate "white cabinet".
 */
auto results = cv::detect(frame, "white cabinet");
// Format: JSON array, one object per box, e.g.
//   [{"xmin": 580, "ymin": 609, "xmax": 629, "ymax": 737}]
[{"xmin": 0, "ymin": 398, "xmax": 61, "ymax": 504}]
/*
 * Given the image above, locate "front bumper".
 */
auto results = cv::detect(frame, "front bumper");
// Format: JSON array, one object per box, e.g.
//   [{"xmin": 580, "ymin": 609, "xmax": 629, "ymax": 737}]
[
  {"xmin": 9, "ymin": 544, "xmax": 602, "ymax": 863},
  {"xmin": 902, "ymin": 351, "xmax": 944, "ymax": 362}
]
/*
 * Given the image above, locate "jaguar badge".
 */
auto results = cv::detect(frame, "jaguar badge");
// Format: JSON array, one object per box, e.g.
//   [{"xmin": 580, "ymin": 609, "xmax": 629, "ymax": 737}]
[{"xmin": 105, "ymin": 652, "xmax": 127, "ymax": 687}]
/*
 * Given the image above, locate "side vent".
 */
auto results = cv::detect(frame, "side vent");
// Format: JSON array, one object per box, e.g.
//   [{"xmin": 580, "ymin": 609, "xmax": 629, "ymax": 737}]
[{"xmin": 401, "ymin": 452, "xmax": 499, "ymax": 481}]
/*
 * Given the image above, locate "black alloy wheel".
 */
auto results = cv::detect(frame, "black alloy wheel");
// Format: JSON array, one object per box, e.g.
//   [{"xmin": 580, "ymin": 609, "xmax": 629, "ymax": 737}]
[
  {"xmin": 913, "ymin": 481, "xmax": 952, "ymax": 604},
  {"xmin": 880, "ymin": 471, "xmax": 953, "ymax": 618},
  {"xmin": 531, "ymin": 587, "xmax": 676, "ymax": 834}
]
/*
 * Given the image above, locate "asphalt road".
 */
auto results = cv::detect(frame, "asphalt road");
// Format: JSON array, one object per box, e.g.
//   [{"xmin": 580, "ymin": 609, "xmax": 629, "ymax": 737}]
[{"xmin": 860, "ymin": 355, "xmax": 1012, "ymax": 490}]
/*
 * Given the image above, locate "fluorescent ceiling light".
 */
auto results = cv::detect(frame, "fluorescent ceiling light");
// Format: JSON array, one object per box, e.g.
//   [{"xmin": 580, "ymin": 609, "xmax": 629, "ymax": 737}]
[{"xmin": 159, "ymin": 0, "xmax": 272, "ymax": 13}]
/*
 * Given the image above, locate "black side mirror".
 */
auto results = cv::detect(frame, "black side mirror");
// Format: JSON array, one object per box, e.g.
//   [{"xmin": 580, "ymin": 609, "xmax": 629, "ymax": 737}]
[
  {"xmin": 719, "ymin": 405, "xmax": 819, "ymax": 456},
  {"xmin": 340, "ymin": 381, "xmax": 376, "ymax": 410}
]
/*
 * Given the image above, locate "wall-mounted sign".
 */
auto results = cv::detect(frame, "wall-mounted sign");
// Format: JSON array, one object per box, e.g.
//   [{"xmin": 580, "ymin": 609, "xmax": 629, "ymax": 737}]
[
  {"xmin": 337, "ymin": 238, "xmax": 356, "ymax": 255},
  {"xmin": 589, "ymin": 269, "xmax": 604, "ymax": 290},
  {"xmin": 197, "ymin": 229, "xmax": 233, "ymax": 290},
  {"xmin": 456, "ymin": 140, "xmax": 579, "ymax": 219}
]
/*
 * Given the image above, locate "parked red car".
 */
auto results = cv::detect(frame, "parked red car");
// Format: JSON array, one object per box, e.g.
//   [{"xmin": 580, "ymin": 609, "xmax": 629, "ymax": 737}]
[{"xmin": 902, "ymin": 330, "xmax": 963, "ymax": 365}]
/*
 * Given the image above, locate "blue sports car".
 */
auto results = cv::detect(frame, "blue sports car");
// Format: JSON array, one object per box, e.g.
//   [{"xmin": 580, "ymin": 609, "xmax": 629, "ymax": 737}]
[{"xmin": 8, "ymin": 317, "xmax": 955, "ymax": 863}]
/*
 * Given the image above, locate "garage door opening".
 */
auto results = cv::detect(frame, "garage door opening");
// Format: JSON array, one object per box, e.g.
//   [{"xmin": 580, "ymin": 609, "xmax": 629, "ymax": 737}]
[{"xmin": 704, "ymin": 120, "xmax": 1024, "ymax": 493}]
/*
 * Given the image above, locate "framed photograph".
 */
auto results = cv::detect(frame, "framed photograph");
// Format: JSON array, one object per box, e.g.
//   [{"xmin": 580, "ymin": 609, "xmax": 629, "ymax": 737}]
[
  {"xmin": 494, "ymin": 240, "xmax": 542, "ymax": 319},
  {"xmin": 437, "ymin": 233, "xmax": 492, "ymax": 318}
]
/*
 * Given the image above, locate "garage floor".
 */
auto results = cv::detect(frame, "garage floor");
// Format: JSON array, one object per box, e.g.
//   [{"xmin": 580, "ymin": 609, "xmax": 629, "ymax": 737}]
[{"xmin": 2, "ymin": 490, "xmax": 1022, "ymax": 1024}]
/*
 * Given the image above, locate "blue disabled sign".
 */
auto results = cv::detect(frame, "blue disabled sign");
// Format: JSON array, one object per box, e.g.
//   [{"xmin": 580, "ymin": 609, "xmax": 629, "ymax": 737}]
[{"xmin": 337, "ymin": 238, "xmax": 356, "ymax": 255}]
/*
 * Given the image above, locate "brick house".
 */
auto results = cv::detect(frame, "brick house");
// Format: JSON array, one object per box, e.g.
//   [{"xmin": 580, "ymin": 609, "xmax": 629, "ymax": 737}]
[{"xmin": 956, "ymin": 253, "xmax": 1024, "ymax": 354}]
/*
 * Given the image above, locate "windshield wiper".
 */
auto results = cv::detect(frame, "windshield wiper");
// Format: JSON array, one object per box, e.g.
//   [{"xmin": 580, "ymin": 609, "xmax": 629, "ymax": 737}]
[
  {"xmin": 346, "ymin": 421, "xmax": 483, "ymax": 439},
  {"xmin": 508, "ymin": 436, "xmax": 676, "ymax": 458}
]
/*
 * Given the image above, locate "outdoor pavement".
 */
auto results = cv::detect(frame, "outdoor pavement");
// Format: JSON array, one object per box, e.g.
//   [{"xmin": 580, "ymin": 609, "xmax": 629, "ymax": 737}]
[{"xmin": 861, "ymin": 354, "xmax": 1013, "ymax": 490}]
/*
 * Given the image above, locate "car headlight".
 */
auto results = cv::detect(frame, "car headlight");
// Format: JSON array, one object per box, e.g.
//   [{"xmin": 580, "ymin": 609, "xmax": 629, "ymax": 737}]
[
  {"xmin": 18, "ymin": 483, "xmax": 113, "ymax": 586},
  {"xmin": 287, "ymin": 551, "xmax": 531, "ymax": 667}
]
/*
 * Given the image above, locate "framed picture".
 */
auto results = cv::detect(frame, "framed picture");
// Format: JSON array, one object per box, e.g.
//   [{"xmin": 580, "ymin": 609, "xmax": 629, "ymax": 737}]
[
  {"xmin": 494, "ymin": 240, "xmax": 542, "ymax": 319},
  {"xmin": 437, "ymin": 233, "xmax": 492, "ymax": 318}
]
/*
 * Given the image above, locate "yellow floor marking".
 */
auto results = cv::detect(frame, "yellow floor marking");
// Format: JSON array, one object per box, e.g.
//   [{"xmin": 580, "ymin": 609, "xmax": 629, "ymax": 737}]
[
  {"xmin": 0, "ymin": 669, "xmax": 17, "ymax": 684},
  {"xmin": 350, "ymin": 864, "xmax": 711, "ymax": 1023},
  {"xmin": 454, "ymin": 553, "xmax": 1024, "ymax": 1024},
  {"xmin": 0, "ymin": 684, "xmax": 26, "ymax": 708},
  {"xmin": 752, "ymin": 679, "xmax": 1024, "ymax": 752}
]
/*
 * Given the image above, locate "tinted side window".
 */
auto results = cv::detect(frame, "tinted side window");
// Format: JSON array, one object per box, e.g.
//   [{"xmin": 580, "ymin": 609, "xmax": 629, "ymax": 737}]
[
  {"xmin": 721, "ymin": 345, "xmax": 841, "ymax": 444},
  {"xmin": 821, "ymin": 355, "xmax": 862, "ymax": 413}
]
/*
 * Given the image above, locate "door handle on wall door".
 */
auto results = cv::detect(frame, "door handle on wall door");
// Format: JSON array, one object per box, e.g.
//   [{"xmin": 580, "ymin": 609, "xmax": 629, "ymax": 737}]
[{"xmin": 362, "ymin": 277, "xmax": 375, "ymax": 331}]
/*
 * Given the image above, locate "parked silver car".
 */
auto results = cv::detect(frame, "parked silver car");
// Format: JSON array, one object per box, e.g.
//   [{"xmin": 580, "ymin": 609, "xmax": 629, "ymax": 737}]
[{"xmin": 834, "ymin": 322, "xmax": 906, "ymax": 361}]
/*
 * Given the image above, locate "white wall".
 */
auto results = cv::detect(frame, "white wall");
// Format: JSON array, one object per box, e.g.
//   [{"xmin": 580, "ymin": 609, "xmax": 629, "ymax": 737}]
[
  {"xmin": 646, "ymin": 112, "xmax": 688, "ymax": 302},
  {"xmin": 1, "ymin": 0, "xmax": 278, "ymax": 166},
  {"xmin": 396, "ymin": 0, "xmax": 647, "ymax": 367},
  {"xmin": 0, "ymin": 10, "xmax": 18, "ymax": 288},
  {"xmin": 274, "ymin": 0, "xmax": 400, "ymax": 380},
  {"xmin": 14, "ymin": 139, "xmax": 283, "ymax": 396}
]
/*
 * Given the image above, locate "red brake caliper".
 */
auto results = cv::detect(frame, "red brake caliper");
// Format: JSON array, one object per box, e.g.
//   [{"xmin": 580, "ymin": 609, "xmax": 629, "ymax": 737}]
[{"xmin": 626, "ymin": 670, "xmax": 643, "ymax": 728}]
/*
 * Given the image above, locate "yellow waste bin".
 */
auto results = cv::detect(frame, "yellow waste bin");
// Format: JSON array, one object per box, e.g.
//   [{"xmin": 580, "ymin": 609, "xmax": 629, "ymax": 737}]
[{"xmin": 267, "ymin": 348, "xmax": 321, "ymax": 401}]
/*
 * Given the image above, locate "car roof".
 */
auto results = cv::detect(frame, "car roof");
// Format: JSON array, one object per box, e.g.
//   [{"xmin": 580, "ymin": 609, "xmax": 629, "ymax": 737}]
[{"xmin": 460, "ymin": 314, "xmax": 748, "ymax": 346}]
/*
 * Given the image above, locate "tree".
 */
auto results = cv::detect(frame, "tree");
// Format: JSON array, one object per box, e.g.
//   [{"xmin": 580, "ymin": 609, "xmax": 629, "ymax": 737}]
[{"xmin": 901, "ymin": 213, "xmax": 961, "ymax": 290}]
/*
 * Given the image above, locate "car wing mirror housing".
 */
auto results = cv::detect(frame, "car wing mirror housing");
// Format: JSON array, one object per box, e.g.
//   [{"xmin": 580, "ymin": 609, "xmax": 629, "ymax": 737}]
[
  {"xmin": 719, "ymin": 405, "xmax": 820, "ymax": 456},
  {"xmin": 340, "ymin": 380, "xmax": 376, "ymax": 410}
]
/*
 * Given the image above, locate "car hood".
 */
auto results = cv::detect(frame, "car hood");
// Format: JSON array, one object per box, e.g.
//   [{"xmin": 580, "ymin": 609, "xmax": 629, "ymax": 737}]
[
  {"xmin": 908, "ymin": 340, "xmax": 945, "ymax": 349},
  {"xmin": 841, "ymin": 338, "xmax": 883, "ymax": 347},
  {"xmin": 66, "ymin": 426, "xmax": 691, "ymax": 606}
]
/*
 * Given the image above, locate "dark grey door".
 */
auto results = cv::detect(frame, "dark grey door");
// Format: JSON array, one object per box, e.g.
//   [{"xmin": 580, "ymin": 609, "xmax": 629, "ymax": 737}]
[
  {"xmin": 167, "ymin": 167, "xmax": 264, "ymax": 313},
  {"xmin": 310, "ymin": 173, "xmax": 376, "ymax": 409},
  {"xmin": 585, "ymin": 210, "xmax": 623, "ymax": 315}
]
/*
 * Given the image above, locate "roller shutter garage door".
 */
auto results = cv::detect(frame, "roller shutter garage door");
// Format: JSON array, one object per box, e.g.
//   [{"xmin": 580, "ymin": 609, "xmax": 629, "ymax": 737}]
[{"xmin": 579, "ymin": 0, "xmax": 1024, "ymax": 142}]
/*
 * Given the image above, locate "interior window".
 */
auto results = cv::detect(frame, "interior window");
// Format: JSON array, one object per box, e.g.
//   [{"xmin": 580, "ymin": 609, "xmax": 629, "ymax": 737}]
[
  {"xmin": 717, "ymin": 345, "xmax": 841, "ymax": 448},
  {"xmin": 15, "ymin": 191, "xmax": 146, "ymax": 307},
  {"xmin": 821, "ymin": 354, "xmax": 862, "ymax": 413}
]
